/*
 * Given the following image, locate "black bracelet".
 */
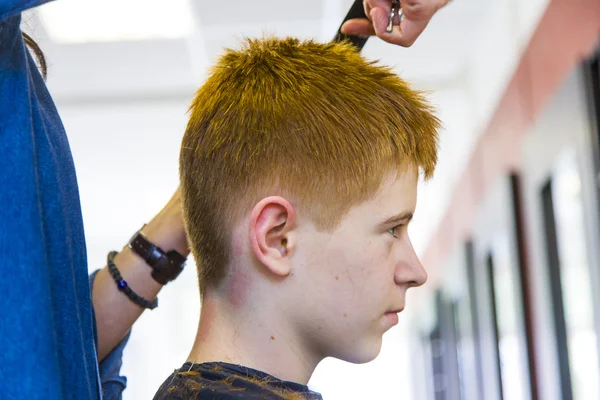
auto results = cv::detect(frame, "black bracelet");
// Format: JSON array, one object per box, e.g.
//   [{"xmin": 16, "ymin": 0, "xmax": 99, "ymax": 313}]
[{"xmin": 107, "ymin": 251, "xmax": 158, "ymax": 310}]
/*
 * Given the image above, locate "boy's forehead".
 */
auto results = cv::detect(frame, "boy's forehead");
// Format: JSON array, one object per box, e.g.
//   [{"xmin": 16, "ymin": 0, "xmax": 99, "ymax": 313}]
[
  {"xmin": 337, "ymin": 168, "xmax": 418, "ymax": 226},
  {"xmin": 375, "ymin": 167, "xmax": 419, "ymax": 203},
  {"xmin": 373, "ymin": 170, "xmax": 418, "ymax": 217}
]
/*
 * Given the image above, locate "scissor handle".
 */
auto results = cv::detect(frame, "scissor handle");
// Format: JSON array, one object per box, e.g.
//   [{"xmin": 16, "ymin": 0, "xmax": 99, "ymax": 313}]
[{"xmin": 331, "ymin": 0, "xmax": 369, "ymax": 51}]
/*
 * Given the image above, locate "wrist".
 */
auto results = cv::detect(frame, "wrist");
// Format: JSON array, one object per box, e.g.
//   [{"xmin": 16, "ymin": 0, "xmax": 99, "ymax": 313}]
[
  {"xmin": 140, "ymin": 189, "xmax": 189, "ymax": 256},
  {"xmin": 127, "ymin": 227, "xmax": 187, "ymax": 285},
  {"xmin": 116, "ymin": 188, "xmax": 190, "ymax": 285},
  {"xmin": 141, "ymin": 215, "xmax": 189, "ymax": 257}
]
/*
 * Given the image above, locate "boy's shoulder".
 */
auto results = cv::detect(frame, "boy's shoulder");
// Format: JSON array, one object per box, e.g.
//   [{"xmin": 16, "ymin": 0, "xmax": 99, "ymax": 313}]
[{"xmin": 153, "ymin": 362, "xmax": 322, "ymax": 400}]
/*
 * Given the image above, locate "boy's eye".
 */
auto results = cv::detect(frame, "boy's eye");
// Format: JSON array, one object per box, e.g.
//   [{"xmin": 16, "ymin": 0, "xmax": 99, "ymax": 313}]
[{"xmin": 388, "ymin": 225, "xmax": 403, "ymax": 238}]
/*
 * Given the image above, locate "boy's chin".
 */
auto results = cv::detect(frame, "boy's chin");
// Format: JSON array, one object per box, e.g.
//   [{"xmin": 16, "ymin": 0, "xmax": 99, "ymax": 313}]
[{"xmin": 333, "ymin": 337, "xmax": 383, "ymax": 365}]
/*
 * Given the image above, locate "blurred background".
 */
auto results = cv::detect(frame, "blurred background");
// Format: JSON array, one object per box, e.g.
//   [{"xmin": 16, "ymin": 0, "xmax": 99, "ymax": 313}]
[{"xmin": 22, "ymin": 0, "xmax": 600, "ymax": 398}]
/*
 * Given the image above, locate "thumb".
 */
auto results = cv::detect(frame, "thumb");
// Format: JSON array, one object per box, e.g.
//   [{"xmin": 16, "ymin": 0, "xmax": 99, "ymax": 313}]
[{"xmin": 369, "ymin": 6, "xmax": 392, "ymax": 36}]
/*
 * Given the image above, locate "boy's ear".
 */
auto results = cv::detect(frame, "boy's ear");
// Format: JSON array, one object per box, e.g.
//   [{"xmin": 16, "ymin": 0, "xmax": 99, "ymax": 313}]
[{"xmin": 249, "ymin": 196, "xmax": 296, "ymax": 277}]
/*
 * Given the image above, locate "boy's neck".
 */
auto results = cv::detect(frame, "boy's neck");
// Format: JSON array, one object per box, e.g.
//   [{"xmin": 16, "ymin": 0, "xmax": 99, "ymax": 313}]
[{"xmin": 187, "ymin": 294, "xmax": 320, "ymax": 385}]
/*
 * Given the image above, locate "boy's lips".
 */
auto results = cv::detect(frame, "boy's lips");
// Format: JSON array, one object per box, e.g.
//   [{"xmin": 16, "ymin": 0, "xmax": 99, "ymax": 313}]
[
  {"xmin": 386, "ymin": 307, "xmax": 404, "ymax": 314},
  {"xmin": 386, "ymin": 306, "xmax": 404, "ymax": 314}
]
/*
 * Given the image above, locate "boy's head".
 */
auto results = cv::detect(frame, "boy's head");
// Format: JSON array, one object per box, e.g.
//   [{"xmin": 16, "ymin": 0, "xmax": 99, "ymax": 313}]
[{"xmin": 180, "ymin": 37, "xmax": 439, "ymax": 364}]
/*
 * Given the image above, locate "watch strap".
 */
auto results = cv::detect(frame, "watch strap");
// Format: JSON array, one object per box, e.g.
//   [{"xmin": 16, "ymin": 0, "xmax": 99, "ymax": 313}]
[{"xmin": 128, "ymin": 228, "xmax": 186, "ymax": 285}]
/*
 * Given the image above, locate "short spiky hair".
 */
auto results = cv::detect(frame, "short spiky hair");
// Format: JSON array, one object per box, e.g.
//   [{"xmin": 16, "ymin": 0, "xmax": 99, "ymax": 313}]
[{"xmin": 180, "ymin": 37, "xmax": 440, "ymax": 290}]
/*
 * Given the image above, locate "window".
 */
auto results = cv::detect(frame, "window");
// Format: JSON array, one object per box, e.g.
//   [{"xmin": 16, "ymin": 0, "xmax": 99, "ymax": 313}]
[
  {"xmin": 541, "ymin": 149, "xmax": 600, "ymax": 400},
  {"xmin": 487, "ymin": 240, "xmax": 529, "ymax": 400}
]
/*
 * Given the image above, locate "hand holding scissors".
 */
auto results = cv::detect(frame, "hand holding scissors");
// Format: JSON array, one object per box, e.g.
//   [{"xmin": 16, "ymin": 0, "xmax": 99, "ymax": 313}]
[{"xmin": 341, "ymin": 0, "xmax": 451, "ymax": 47}]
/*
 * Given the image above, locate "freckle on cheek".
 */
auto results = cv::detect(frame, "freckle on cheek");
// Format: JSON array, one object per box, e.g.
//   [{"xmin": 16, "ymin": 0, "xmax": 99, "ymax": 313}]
[
  {"xmin": 344, "ymin": 313, "xmax": 347, "ymax": 317},
  {"xmin": 270, "ymin": 336, "xmax": 275, "ymax": 340},
  {"xmin": 335, "ymin": 276, "xmax": 339, "ymax": 280}
]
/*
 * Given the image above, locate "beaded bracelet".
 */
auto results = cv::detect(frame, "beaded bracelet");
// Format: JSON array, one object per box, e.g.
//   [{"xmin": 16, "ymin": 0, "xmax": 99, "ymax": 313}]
[{"xmin": 107, "ymin": 251, "xmax": 158, "ymax": 310}]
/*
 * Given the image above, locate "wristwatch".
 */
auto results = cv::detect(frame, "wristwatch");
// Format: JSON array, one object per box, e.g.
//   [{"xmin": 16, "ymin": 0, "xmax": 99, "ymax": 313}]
[{"xmin": 128, "ymin": 227, "xmax": 186, "ymax": 285}]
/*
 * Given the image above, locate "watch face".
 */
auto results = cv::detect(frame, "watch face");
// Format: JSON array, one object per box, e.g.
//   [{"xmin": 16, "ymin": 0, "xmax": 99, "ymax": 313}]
[{"xmin": 128, "ymin": 230, "xmax": 187, "ymax": 284}]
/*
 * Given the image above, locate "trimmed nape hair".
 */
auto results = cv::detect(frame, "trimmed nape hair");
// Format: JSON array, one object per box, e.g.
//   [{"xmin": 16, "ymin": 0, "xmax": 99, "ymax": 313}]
[{"xmin": 180, "ymin": 37, "xmax": 440, "ymax": 291}]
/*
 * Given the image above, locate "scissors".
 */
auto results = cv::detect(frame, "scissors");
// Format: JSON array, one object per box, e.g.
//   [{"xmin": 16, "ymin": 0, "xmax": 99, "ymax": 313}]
[{"xmin": 386, "ymin": 0, "xmax": 404, "ymax": 33}]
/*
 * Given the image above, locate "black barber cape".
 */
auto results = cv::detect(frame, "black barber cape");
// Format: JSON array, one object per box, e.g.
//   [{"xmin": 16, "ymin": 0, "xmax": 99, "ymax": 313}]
[{"xmin": 154, "ymin": 362, "xmax": 323, "ymax": 400}]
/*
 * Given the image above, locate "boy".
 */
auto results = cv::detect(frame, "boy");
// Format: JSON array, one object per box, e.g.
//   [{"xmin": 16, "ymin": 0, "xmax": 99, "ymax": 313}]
[{"xmin": 155, "ymin": 36, "xmax": 440, "ymax": 399}]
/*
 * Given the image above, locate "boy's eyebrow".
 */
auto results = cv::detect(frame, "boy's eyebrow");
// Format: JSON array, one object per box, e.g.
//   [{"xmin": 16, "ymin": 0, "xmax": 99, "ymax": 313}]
[{"xmin": 381, "ymin": 211, "xmax": 414, "ymax": 225}]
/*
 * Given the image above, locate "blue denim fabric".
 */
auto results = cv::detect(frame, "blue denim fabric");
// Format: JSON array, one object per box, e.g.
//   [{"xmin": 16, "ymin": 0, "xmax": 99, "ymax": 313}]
[
  {"xmin": 1, "ymin": 6, "xmax": 100, "ymax": 399},
  {"xmin": 0, "ymin": 1, "xmax": 125, "ymax": 398}
]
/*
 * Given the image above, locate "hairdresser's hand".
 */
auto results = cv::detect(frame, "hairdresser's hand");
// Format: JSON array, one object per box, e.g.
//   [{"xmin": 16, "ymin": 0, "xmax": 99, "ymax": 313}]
[
  {"xmin": 93, "ymin": 187, "xmax": 189, "ymax": 361},
  {"xmin": 140, "ymin": 187, "xmax": 189, "ymax": 256},
  {"xmin": 341, "ymin": 0, "xmax": 450, "ymax": 47}
]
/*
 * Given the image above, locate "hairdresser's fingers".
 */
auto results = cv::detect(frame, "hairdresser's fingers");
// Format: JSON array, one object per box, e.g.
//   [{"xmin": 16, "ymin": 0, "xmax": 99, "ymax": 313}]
[
  {"xmin": 341, "ymin": 18, "xmax": 376, "ymax": 37},
  {"xmin": 343, "ymin": 0, "xmax": 449, "ymax": 47},
  {"xmin": 341, "ymin": 0, "xmax": 374, "ymax": 37},
  {"xmin": 340, "ymin": 7, "xmax": 431, "ymax": 47},
  {"xmin": 370, "ymin": 6, "xmax": 427, "ymax": 47}
]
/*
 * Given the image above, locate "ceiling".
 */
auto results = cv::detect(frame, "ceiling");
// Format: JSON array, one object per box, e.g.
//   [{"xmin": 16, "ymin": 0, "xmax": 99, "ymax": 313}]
[{"xmin": 25, "ymin": 0, "xmax": 487, "ymax": 104}]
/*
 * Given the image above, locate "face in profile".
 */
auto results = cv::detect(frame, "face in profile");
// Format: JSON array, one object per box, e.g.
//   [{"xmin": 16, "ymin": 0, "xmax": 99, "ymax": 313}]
[{"xmin": 287, "ymin": 165, "xmax": 427, "ymax": 364}]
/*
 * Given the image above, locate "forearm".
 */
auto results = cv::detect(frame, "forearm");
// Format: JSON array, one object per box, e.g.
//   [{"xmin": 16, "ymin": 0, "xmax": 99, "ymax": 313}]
[{"xmin": 92, "ymin": 189, "xmax": 189, "ymax": 361}]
